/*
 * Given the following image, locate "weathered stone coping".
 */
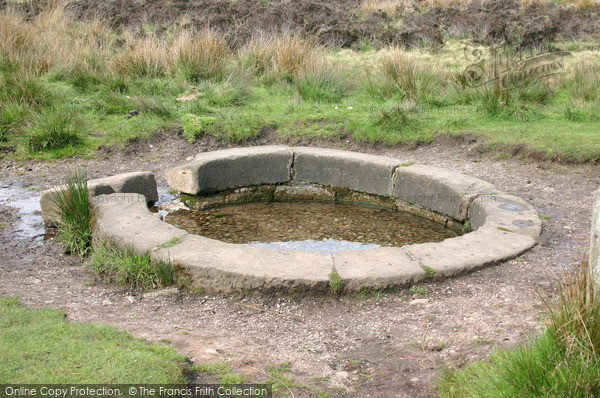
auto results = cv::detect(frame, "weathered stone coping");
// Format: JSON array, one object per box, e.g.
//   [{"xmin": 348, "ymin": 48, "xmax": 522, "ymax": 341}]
[
  {"xmin": 165, "ymin": 146, "xmax": 500, "ymax": 222},
  {"xmin": 91, "ymin": 192, "xmax": 538, "ymax": 293},
  {"xmin": 87, "ymin": 146, "xmax": 542, "ymax": 293},
  {"xmin": 41, "ymin": 171, "xmax": 158, "ymax": 226}
]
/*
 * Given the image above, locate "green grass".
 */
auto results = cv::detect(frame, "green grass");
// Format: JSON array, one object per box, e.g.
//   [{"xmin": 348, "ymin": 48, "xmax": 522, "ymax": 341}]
[
  {"xmin": 409, "ymin": 285, "xmax": 430, "ymax": 295},
  {"xmin": 294, "ymin": 65, "xmax": 350, "ymax": 103},
  {"xmin": 50, "ymin": 169, "xmax": 92, "ymax": 256},
  {"xmin": 88, "ymin": 241, "xmax": 173, "ymax": 291},
  {"xmin": 328, "ymin": 270, "xmax": 344, "ymax": 295},
  {"xmin": 1, "ymin": 34, "xmax": 600, "ymax": 161},
  {"xmin": 159, "ymin": 236, "xmax": 184, "ymax": 248},
  {"xmin": 26, "ymin": 107, "xmax": 85, "ymax": 152},
  {"xmin": 192, "ymin": 361, "xmax": 249, "ymax": 384},
  {"xmin": 181, "ymin": 114, "xmax": 215, "ymax": 143},
  {"xmin": 202, "ymin": 74, "xmax": 252, "ymax": 106},
  {"xmin": 0, "ymin": 297, "xmax": 186, "ymax": 383},
  {"xmin": 438, "ymin": 260, "xmax": 600, "ymax": 398}
]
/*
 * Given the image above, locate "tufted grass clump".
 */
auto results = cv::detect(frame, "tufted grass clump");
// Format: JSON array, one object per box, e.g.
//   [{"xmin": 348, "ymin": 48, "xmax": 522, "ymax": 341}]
[
  {"xmin": 202, "ymin": 73, "xmax": 252, "ymax": 107},
  {"xmin": 172, "ymin": 29, "xmax": 231, "ymax": 82},
  {"xmin": 25, "ymin": 107, "xmax": 84, "ymax": 152},
  {"xmin": 109, "ymin": 34, "xmax": 168, "ymax": 78},
  {"xmin": 89, "ymin": 241, "xmax": 173, "ymax": 290},
  {"xmin": 566, "ymin": 58, "xmax": 600, "ymax": 103},
  {"xmin": 294, "ymin": 63, "xmax": 351, "ymax": 103},
  {"xmin": 50, "ymin": 169, "xmax": 92, "ymax": 256},
  {"xmin": 364, "ymin": 48, "xmax": 447, "ymax": 102},
  {"xmin": 0, "ymin": 70, "xmax": 57, "ymax": 108},
  {"xmin": 0, "ymin": 102, "xmax": 30, "ymax": 141}
]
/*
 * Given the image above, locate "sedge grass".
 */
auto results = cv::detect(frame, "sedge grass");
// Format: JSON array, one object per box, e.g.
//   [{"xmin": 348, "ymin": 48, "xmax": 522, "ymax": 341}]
[{"xmin": 50, "ymin": 169, "xmax": 92, "ymax": 256}]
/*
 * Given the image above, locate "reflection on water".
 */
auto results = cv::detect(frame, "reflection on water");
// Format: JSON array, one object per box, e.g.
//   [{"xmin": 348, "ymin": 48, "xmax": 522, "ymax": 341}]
[
  {"xmin": 0, "ymin": 182, "xmax": 45, "ymax": 242},
  {"xmin": 165, "ymin": 201, "xmax": 458, "ymax": 253}
]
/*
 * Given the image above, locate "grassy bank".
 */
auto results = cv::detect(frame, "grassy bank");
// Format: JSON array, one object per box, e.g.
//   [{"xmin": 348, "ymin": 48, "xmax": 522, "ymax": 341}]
[
  {"xmin": 438, "ymin": 261, "xmax": 600, "ymax": 397},
  {"xmin": 0, "ymin": 297, "xmax": 187, "ymax": 383},
  {"xmin": 1, "ymin": 5, "xmax": 599, "ymax": 161}
]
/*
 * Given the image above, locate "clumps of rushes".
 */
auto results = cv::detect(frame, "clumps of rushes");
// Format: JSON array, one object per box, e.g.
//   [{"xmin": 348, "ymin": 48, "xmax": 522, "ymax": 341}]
[
  {"xmin": 0, "ymin": 102, "xmax": 30, "ymax": 142},
  {"xmin": 133, "ymin": 95, "xmax": 175, "ymax": 118},
  {"xmin": 564, "ymin": 100, "xmax": 600, "ymax": 122},
  {"xmin": 0, "ymin": 69, "xmax": 56, "ymax": 108},
  {"xmin": 50, "ymin": 169, "xmax": 93, "ymax": 256},
  {"xmin": 25, "ymin": 107, "xmax": 85, "ymax": 152},
  {"xmin": 238, "ymin": 34, "xmax": 321, "ymax": 82},
  {"xmin": 237, "ymin": 34, "xmax": 278, "ymax": 76},
  {"xmin": 172, "ymin": 29, "xmax": 232, "ymax": 82},
  {"xmin": 476, "ymin": 72, "xmax": 553, "ymax": 121},
  {"xmin": 202, "ymin": 72, "xmax": 253, "ymax": 106},
  {"xmin": 109, "ymin": 33, "xmax": 168, "ymax": 78},
  {"xmin": 374, "ymin": 102, "xmax": 419, "ymax": 132},
  {"xmin": 565, "ymin": 57, "xmax": 600, "ymax": 103},
  {"xmin": 294, "ymin": 62, "xmax": 352, "ymax": 103},
  {"xmin": 363, "ymin": 48, "xmax": 447, "ymax": 103},
  {"xmin": 0, "ymin": 11, "xmax": 37, "ymax": 72},
  {"xmin": 89, "ymin": 241, "xmax": 174, "ymax": 291},
  {"xmin": 272, "ymin": 35, "xmax": 321, "ymax": 80}
]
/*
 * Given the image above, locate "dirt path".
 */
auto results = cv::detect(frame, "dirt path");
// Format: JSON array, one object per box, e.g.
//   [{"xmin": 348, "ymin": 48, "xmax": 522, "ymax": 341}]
[{"xmin": 1, "ymin": 133, "xmax": 598, "ymax": 397}]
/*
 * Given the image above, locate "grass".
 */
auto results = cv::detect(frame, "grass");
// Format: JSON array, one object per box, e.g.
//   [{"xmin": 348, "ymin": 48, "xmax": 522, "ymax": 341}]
[
  {"xmin": 181, "ymin": 114, "xmax": 215, "ymax": 143},
  {"xmin": 202, "ymin": 73, "xmax": 252, "ymax": 106},
  {"xmin": 438, "ymin": 259, "xmax": 600, "ymax": 397},
  {"xmin": 423, "ymin": 265, "xmax": 437, "ymax": 278},
  {"xmin": 88, "ymin": 241, "xmax": 173, "ymax": 291},
  {"xmin": 50, "ymin": 169, "xmax": 92, "ymax": 256},
  {"xmin": 26, "ymin": 107, "xmax": 84, "ymax": 152},
  {"xmin": 192, "ymin": 361, "xmax": 249, "ymax": 385},
  {"xmin": 328, "ymin": 270, "xmax": 345, "ymax": 295},
  {"xmin": 159, "ymin": 236, "xmax": 184, "ymax": 248},
  {"xmin": 0, "ymin": 6, "xmax": 600, "ymax": 161},
  {"xmin": 0, "ymin": 296, "xmax": 186, "ymax": 383},
  {"xmin": 172, "ymin": 29, "xmax": 231, "ymax": 82},
  {"xmin": 409, "ymin": 285, "xmax": 430, "ymax": 295},
  {"xmin": 294, "ymin": 63, "xmax": 350, "ymax": 103}
]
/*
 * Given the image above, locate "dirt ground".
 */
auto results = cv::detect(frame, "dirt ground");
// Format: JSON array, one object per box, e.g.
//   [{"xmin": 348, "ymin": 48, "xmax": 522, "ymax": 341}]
[{"xmin": 0, "ymin": 132, "xmax": 598, "ymax": 397}]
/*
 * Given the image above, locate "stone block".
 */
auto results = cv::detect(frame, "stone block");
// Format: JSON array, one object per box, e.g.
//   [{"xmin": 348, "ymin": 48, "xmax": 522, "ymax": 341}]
[
  {"xmin": 41, "ymin": 171, "xmax": 158, "ymax": 226},
  {"xmin": 392, "ymin": 165, "xmax": 496, "ymax": 220},
  {"xmin": 292, "ymin": 147, "xmax": 401, "ymax": 196},
  {"xmin": 165, "ymin": 146, "xmax": 293, "ymax": 194}
]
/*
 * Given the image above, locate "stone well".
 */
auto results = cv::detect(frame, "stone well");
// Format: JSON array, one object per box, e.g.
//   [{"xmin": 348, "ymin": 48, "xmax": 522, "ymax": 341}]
[{"xmin": 62, "ymin": 146, "xmax": 542, "ymax": 293}]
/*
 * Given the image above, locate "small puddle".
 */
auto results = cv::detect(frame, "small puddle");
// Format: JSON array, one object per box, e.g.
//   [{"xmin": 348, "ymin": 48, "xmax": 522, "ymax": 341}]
[
  {"xmin": 0, "ymin": 181, "xmax": 46, "ymax": 242},
  {"xmin": 0, "ymin": 183, "xmax": 177, "ymax": 243},
  {"xmin": 165, "ymin": 201, "xmax": 458, "ymax": 254}
]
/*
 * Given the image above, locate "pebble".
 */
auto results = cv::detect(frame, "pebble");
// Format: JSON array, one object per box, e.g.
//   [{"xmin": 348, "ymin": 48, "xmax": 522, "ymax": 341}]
[
  {"xmin": 410, "ymin": 298, "xmax": 429, "ymax": 305},
  {"xmin": 143, "ymin": 287, "xmax": 179, "ymax": 298},
  {"xmin": 335, "ymin": 371, "xmax": 349, "ymax": 379}
]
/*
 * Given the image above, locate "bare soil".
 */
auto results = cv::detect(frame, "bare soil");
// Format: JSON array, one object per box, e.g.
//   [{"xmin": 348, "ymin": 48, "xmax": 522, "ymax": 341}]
[{"xmin": 0, "ymin": 132, "xmax": 598, "ymax": 397}]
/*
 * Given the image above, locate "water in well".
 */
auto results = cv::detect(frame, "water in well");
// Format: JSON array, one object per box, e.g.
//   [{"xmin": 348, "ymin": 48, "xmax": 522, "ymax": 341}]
[{"xmin": 164, "ymin": 201, "xmax": 458, "ymax": 254}]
